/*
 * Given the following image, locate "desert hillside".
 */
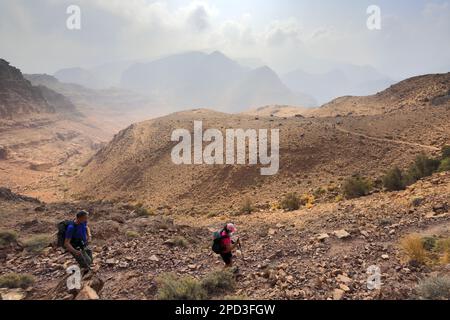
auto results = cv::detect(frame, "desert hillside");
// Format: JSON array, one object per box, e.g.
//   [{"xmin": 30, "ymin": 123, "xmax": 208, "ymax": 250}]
[
  {"xmin": 72, "ymin": 74, "xmax": 450, "ymax": 214},
  {"xmin": 1, "ymin": 172, "xmax": 449, "ymax": 300},
  {"xmin": 242, "ymin": 105, "xmax": 309, "ymax": 118},
  {"xmin": 305, "ymin": 73, "xmax": 450, "ymax": 117},
  {"xmin": 0, "ymin": 60, "xmax": 113, "ymax": 201},
  {"xmin": 1, "ymin": 63, "xmax": 449, "ymax": 301}
]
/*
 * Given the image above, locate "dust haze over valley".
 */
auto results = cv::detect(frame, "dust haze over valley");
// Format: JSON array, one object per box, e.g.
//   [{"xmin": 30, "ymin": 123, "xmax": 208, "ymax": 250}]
[{"xmin": 1, "ymin": 0, "xmax": 450, "ymax": 302}]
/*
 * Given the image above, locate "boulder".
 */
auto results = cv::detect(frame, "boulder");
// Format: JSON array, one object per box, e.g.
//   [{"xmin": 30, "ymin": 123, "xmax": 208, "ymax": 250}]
[
  {"xmin": 317, "ymin": 233, "xmax": 330, "ymax": 241},
  {"xmin": 85, "ymin": 274, "xmax": 105, "ymax": 293},
  {"xmin": 149, "ymin": 255, "xmax": 159, "ymax": 262},
  {"xmin": 333, "ymin": 229, "xmax": 351, "ymax": 239},
  {"xmin": 75, "ymin": 285, "xmax": 99, "ymax": 300},
  {"xmin": 336, "ymin": 274, "xmax": 352, "ymax": 284},
  {"xmin": 332, "ymin": 289, "xmax": 345, "ymax": 300},
  {"xmin": 0, "ymin": 288, "xmax": 26, "ymax": 300}
]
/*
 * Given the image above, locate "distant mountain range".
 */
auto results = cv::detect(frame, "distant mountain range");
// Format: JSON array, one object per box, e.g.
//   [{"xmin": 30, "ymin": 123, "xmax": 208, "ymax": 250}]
[
  {"xmin": 52, "ymin": 51, "xmax": 397, "ymax": 111},
  {"xmin": 282, "ymin": 64, "xmax": 395, "ymax": 104},
  {"xmin": 120, "ymin": 51, "xmax": 316, "ymax": 111}
]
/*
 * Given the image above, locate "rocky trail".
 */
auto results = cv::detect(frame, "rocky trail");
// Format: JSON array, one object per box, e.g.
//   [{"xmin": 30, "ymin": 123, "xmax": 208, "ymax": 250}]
[
  {"xmin": 335, "ymin": 127, "xmax": 440, "ymax": 152},
  {"xmin": 1, "ymin": 172, "xmax": 449, "ymax": 300}
]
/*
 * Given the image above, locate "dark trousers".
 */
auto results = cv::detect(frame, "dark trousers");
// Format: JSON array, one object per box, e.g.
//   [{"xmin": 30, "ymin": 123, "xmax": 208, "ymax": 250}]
[{"xmin": 70, "ymin": 242, "xmax": 93, "ymax": 270}]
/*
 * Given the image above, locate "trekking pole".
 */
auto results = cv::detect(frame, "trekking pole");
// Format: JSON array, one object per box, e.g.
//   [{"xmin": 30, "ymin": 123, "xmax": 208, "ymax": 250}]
[{"xmin": 238, "ymin": 240, "xmax": 245, "ymax": 264}]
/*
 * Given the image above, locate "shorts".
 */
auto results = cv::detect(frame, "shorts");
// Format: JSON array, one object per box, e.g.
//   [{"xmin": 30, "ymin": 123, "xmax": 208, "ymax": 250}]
[{"xmin": 220, "ymin": 252, "xmax": 233, "ymax": 265}]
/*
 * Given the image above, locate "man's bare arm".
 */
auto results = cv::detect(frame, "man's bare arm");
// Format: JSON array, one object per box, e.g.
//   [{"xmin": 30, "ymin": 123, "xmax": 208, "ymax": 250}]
[{"xmin": 86, "ymin": 226, "xmax": 92, "ymax": 243}]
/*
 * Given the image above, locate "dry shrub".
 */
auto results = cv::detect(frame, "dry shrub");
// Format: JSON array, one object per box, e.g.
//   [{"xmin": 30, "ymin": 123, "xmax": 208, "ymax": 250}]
[
  {"xmin": 23, "ymin": 234, "xmax": 52, "ymax": 254},
  {"xmin": 342, "ymin": 175, "xmax": 372, "ymax": 199},
  {"xmin": 400, "ymin": 234, "xmax": 428, "ymax": 264},
  {"xmin": 201, "ymin": 270, "xmax": 235, "ymax": 296},
  {"xmin": 0, "ymin": 273, "xmax": 35, "ymax": 289},
  {"xmin": 417, "ymin": 275, "xmax": 450, "ymax": 300},
  {"xmin": 280, "ymin": 193, "xmax": 300, "ymax": 211},
  {"xmin": 157, "ymin": 273, "xmax": 207, "ymax": 300},
  {"xmin": 0, "ymin": 230, "xmax": 18, "ymax": 247},
  {"xmin": 240, "ymin": 198, "xmax": 253, "ymax": 215}
]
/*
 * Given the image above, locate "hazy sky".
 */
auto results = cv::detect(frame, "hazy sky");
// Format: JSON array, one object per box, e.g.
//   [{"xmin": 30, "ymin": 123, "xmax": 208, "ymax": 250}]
[{"xmin": 1, "ymin": 0, "xmax": 449, "ymax": 78}]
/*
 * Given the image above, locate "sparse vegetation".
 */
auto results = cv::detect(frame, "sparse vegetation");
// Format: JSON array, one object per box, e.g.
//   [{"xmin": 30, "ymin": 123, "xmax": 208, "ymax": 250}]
[
  {"xmin": 313, "ymin": 187, "xmax": 326, "ymax": 198},
  {"xmin": 0, "ymin": 273, "xmax": 35, "ymax": 289},
  {"xmin": 383, "ymin": 148, "xmax": 450, "ymax": 192},
  {"xmin": 156, "ymin": 270, "xmax": 236, "ymax": 300},
  {"xmin": 201, "ymin": 270, "xmax": 235, "ymax": 296},
  {"xmin": 300, "ymin": 193, "xmax": 315, "ymax": 209},
  {"xmin": 171, "ymin": 236, "xmax": 188, "ymax": 248},
  {"xmin": 280, "ymin": 193, "xmax": 300, "ymax": 211},
  {"xmin": 382, "ymin": 167, "xmax": 406, "ymax": 191},
  {"xmin": 240, "ymin": 198, "xmax": 253, "ymax": 215},
  {"xmin": 436, "ymin": 238, "xmax": 450, "ymax": 264},
  {"xmin": 154, "ymin": 216, "xmax": 174, "ymax": 230},
  {"xmin": 23, "ymin": 234, "xmax": 52, "ymax": 254},
  {"xmin": 400, "ymin": 234, "xmax": 428, "ymax": 264},
  {"xmin": 421, "ymin": 236, "xmax": 437, "ymax": 251},
  {"xmin": 404, "ymin": 154, "xmax": 441, "ymax": 185},
  {"xmin": 400, "ymin": 234, "xmax": 450, "ymax": 266},
  {"xmin": 125, "ymin": 230, "xmax": 139, "ymax": 239},
  {"xmin": 441, "ymin": 145, "xmax": 450, "ymax": 159},
  {"xmin": 134, "ymin": 203, "xmax": 153, "ymax": 217},
  {"xmin": 416, "ymin": 275, "xmax": 450, "ymax": 300},
  {"xmin": 439, "ymin": 158, "xmax": 450, "ymax": 172},
  {"xmin": 156, "ymin": 273, "xmax": 207, "ymax": 300},
  {"xmin": 342, "ymin": 175, "xmax": 372, "ymax": 199},
  {"xmin": 0, "ymin": 229, "xmax": 18, "ymax": 247}
]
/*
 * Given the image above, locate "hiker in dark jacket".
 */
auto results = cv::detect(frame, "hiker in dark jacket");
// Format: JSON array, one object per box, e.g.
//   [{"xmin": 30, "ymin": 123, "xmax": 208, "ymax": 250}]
[
  {"xmin": 64, "ymin": 210, "xmax": 93, "ymax": 271},
  {"xmin": 219, "ymin": 223, "xmax": 240, "ymax": 268}
]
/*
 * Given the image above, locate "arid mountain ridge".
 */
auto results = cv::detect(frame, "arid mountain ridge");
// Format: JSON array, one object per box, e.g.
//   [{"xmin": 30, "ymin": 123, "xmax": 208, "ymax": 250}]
[
  {"xmin": 71, "ymin": 73, "xmax": 450, "ymax": 214},
  {"xmin": 0, "ymin": 59, "xmax": 78, "ymax": 119}
]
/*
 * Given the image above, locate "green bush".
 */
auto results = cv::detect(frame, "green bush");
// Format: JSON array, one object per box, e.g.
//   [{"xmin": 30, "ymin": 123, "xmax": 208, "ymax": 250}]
[
  {"xmin": 280, "ymin": 193, "xmax": 300, "ymax": 211},
  {"xmin": 342, "ymin": 175, "xmax": 372, "ymax": 199},
  {"xmin": 201, "ymin": 270, "xmax": 235, "ymax": 296},
  {"xmin": 416, "ymin": 275, "xmax": 450, "ymax": 300},
  {"xmin": 0, "ymin": 230, "xmax": 18, "ymax": 247},
  {"xmin": 421, "ymin": 236, "xmax": 438, "ymax": 251},
  {"xmin": 23, "ymin": 234, "xmax": 52, "ymax": 254},
  {"xmin": 0, "ymin": 273, "xmax": 35, "ymax": 289},
  {"xmin": 125, "ymin": 230, "xmax": 139, "ymax": 239},
  {"xmin": 439, "ymin": 158, "xmax": 450, "ymax": 172},
  {"xmin": 382, "ymin": 167, "xmax": 406, "ymax": 191},
  {"xmin": 404, "ymin": 154, "xmax": 440, "ymax": 184},
  {"xmin": 441, "ymin": 145, "xmax": 450, "ymax": 159},
  {"xmin": 157, "ymin": 273, "xmax": 207, "ymax": 300}
]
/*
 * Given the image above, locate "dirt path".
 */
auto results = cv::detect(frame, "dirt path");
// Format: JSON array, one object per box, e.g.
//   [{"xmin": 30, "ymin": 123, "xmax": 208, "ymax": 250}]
[{"xmin": 336, "ymin": 126, "xmax": 440, "ymax": 151}]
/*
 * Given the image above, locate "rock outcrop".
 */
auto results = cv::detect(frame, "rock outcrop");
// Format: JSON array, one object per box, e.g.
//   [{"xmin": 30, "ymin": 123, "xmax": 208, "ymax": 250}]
[{"xmin": 0, "ymin": 59, "xmax": 78, "ymax": 119}]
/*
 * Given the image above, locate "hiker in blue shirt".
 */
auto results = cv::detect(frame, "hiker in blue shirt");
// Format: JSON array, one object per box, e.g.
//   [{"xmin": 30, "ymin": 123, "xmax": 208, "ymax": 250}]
[{"xmin": 64, "ymin": 210, "xmax": 93, "ymax": 271}]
